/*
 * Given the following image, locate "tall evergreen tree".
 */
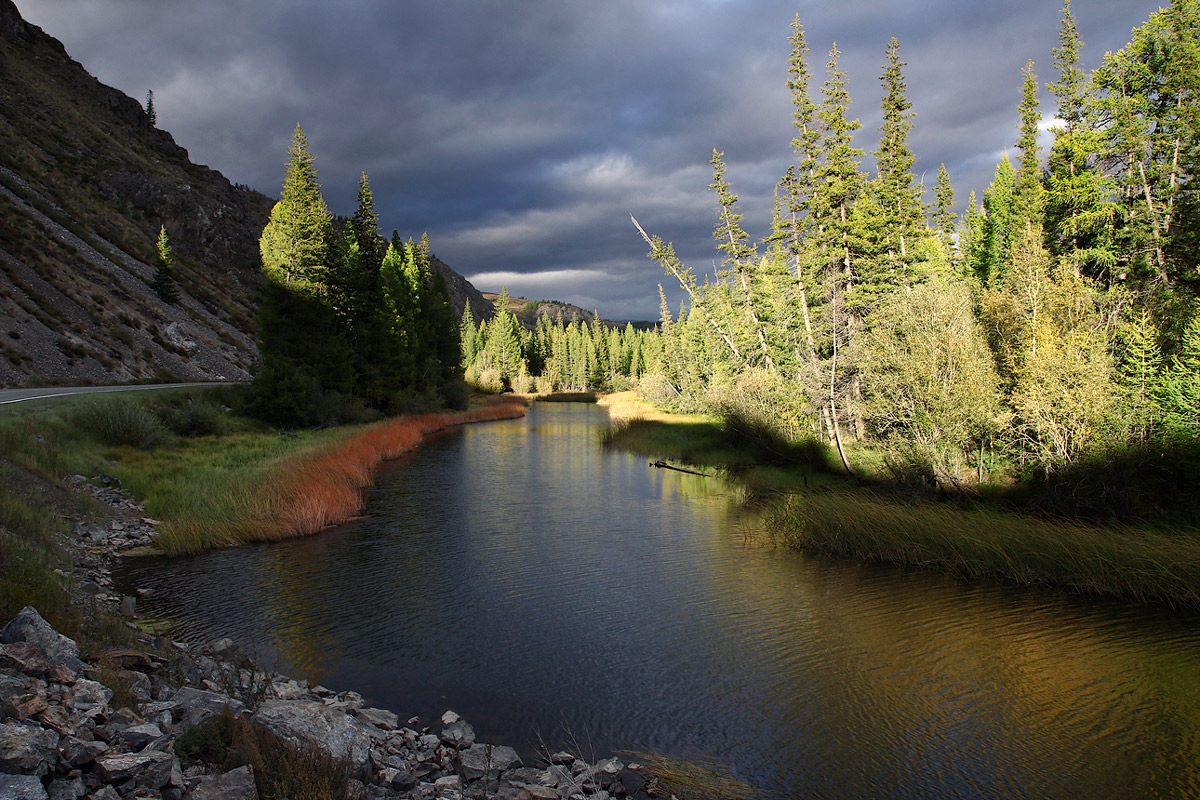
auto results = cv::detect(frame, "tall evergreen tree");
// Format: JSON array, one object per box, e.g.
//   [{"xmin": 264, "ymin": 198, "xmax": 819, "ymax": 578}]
[
  {"xmin": 933, "ymin": 163, "xmax": 958, "ymax": 260},
  {"xmin": 259, "ymin": 124, "xmax": 335, "ymax": 294},
  {"xmin": 250, "ymin": 125, "xmax": 352, "ymax": 426},
  {"xmin": 1014, "ymin": 60, "xmax": 1045, "ymax": 228},
  {"xmin": 1044, "ymin": 0, "xmax": 1119, "ymax": 281},
  {"xmin": 151, "ymin": 225, "xmax": 180, "ymax": 304},
  {"xmin": 873, "ymin": 37, "xmax": 925, "ymax": 278}
]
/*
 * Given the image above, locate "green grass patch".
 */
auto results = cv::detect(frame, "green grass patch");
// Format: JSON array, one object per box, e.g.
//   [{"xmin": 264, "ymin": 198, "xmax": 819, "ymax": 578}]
[
  {"xmin": 0, "ymin": 482, "xmax": 77, "ymax": 635},
  {"xmin": 599, "ymin": 417, "xmax": 758, "ymax": 467},
  {"xmin": 112, "ymin": 425, "xmax": 359, "ymax": 555},
  {"xmin": 767, "ymin": 488, "xmax": 1200, "ymax": 609}
]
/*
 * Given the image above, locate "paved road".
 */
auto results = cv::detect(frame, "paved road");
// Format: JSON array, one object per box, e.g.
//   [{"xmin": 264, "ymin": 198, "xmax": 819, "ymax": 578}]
[{"xmin": 0, "ymin": 382, "xmax": 232, "ymax": 406}]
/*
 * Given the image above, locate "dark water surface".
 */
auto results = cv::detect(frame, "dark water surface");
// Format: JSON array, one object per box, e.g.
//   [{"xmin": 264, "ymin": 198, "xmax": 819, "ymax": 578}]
[{"xmin": 117, "ymin": 403, "xmax": 1200, "ymax": 798}]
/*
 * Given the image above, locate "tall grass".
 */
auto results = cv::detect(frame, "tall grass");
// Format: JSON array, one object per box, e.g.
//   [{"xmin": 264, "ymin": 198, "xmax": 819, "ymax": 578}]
[
  {"xmin": 0, "ymin": 482, "xmax": 77, "ymax": 633},
  {"xmin": 150, "ymin": 397, "xmax": 528, "ymax": 555},
  {"xmin": 767, "ymin": 488, "xmax": 1200, "ymax": 608}
]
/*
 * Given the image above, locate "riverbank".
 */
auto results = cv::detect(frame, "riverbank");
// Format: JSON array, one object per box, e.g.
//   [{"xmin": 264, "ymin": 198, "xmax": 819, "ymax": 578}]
[
  {"xmin": 0, "ymin": 604, "xmax": 676, "ymax": 800},
  {"xmin": 597, "ymin": 392, "xmax": 1200, "ymax": 610},
  {"xmin": 1, "ymin": 395, "xmax": 730, "ymax": 799},
  {"xmin": 144, "ymin": 396, "xmax": 530, "ymax": 556}
]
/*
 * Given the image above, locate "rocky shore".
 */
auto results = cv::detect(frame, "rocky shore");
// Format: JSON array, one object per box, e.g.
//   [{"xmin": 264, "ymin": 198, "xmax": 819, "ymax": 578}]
[
  {"xmin": 1, "ymin": 607, "xmax": 666, "ymax": 800},
  {"xmin": 1, "ymin": 479, "xmax": 671, "ymax": 800}
]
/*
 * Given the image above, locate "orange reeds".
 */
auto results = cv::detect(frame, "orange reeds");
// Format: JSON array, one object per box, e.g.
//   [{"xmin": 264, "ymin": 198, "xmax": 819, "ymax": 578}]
[{"xmin": 260, "ymin": 396, "xmax": 529, "ymax": 539}]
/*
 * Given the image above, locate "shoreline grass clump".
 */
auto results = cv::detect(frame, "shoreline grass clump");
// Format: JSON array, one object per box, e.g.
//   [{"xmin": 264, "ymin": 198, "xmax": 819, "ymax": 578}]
[
  {"xmin": 148, "ymin": 396, "xmax": 528, "ymax": 556},
  {"xmin": 767, "ymin": 488, "xmax": 1200, "ymax": 609},
  {"xmin": 630, "ymin": 750, "xmax": 757, "ymax": 800}
]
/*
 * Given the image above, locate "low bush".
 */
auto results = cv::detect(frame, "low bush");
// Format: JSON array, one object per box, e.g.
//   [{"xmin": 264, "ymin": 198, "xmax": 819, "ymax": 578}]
[
  {"xmin": 158, "ymin": 399, "xmax": 229, "ymax": 438},
  {"xmin": 74, "ymin": 398, "xmax": 170, "ymax": 449}
]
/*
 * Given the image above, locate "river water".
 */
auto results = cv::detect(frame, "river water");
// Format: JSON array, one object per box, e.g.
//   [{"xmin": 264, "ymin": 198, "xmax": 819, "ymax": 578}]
[{"xmin": 116, "ymin": 402, "xmax": 1200, "ymax": 799}]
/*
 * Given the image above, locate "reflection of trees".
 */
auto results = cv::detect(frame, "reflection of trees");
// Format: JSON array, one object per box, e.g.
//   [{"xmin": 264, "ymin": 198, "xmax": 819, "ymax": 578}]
[
  {"xmin": 260, "ymin": 537, "xmax": 341, "ymax": 684},
  {"xmin": 702, "ymin": 536, "xmax": 1200, "ymax": 796}
]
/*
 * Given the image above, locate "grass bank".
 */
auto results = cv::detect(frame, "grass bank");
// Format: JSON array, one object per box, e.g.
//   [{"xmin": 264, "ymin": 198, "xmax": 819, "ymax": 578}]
[
  {"xmin": 597, "ymin": 391, "xmax": 1200, "ymax": 610},
  {"xmin": 146, "ymin": 396, "xmax": 528, "ymax": 555},
  {"xmin": 0, "ymin": 387, "xmax": 527, "ymax": 566},
  {"xmin": 596, "ymin": 391, "xmax": 835, "ymax": 491}
]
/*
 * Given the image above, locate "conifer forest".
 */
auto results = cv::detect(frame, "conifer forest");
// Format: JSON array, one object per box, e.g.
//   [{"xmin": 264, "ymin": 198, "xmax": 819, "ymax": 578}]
[{"xmin": 461, "ymin": 0, "xmax": 1200, "ymax": 519}]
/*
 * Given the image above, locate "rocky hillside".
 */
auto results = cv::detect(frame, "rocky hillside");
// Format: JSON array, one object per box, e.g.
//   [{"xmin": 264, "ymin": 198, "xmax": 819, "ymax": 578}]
[{"xmin": 0, "ymin": 0, "xmax": 492, "ymax": 389}]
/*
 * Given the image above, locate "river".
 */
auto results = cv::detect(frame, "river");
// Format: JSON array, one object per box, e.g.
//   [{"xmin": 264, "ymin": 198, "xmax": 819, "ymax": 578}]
[{"xmin": 116, "ymin": 402, "xmax": 1200, "ymax": 799}]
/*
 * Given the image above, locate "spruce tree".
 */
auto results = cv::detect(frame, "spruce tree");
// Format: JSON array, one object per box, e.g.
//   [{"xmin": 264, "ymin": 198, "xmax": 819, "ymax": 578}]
[
  {"xmin": 259, "ymin": 124, "xmax": 335, "ymax": 294},
  {"xmin": 250, "ymin": 125, "xmax": 352, "ymax": 426},
  {"xmin": 933, "ymin": 163, "xmax": 957, "ymax": 260},
  {"xmin": 873, "ymin": 37, "xmax": 924, "ymax": 277},
  {"xmin": 151, "ymin": 225, "xmax": 180, "ymax": 304},
  {"xmin": 145, "ymin": 90, "xmax": 156, "ymax": 127},
  {"xmin": 1014, "ymin": 60, "xmax": 1045, "ymax": 229}
]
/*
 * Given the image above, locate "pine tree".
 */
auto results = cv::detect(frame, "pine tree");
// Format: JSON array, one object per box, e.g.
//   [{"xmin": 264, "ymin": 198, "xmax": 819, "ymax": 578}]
[
  {"xmin": 933, "ymin": 163, "xmax": 957, "ymax": 260},
  {"xmin": 250, "ymin": 125, "xmax": 352, "ymax": 426},
  {"xmin": 145, "ymin": 90, "xmax": 156, "ymax": 127},
  {"xmin": 1014, "ymin": 61, "xmax": 1045, "ymax": 229},
  {"xmin": 873, "ymin": 37, "xmax": 925, "ymax": 279},
  {"xmin": 459, "ymin": 305, "xmax": 477, "ymax": 369},
  {"xmin": 1092, "ymin": 0, "xmax": 1199, "ymax": 285},
  {"xmin": 151, "ymin": 225, "xmax": 180, "ymax": 304},
  {"xmin": 978, "ymin": 155, "xmax": 1018, "ymax": 285},
  {"xmin": 259, "ymin": 124, "xmax": 335, "ymax": 294},
  {"xmin": 338, "ymin": 173, "xmax": 390, "ymax": 407},
  {"xmin": 1118, "ymin": 309, "xmax": 1165, "ymax": 440},
  {"xmin": 1044, "ymin": 0, "xmax": 1119, "ymax": 281}
]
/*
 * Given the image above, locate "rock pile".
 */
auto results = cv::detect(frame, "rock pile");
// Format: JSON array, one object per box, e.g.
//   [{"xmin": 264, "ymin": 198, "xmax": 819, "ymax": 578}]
[{"xmin": 0, "ymin": 607, "xmax": 667, "ymax": 800}]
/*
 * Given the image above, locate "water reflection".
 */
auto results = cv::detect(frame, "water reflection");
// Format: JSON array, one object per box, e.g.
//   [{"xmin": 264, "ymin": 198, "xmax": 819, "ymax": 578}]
[{"xmin": 117, "ymin": 403, "xmax": 1200, "ymax": 799}]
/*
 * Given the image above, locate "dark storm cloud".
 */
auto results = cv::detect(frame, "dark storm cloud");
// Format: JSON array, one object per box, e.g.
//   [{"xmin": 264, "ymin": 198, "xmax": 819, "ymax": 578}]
[{"xmin": 19, "ymin": 0, "xmax": 1164, "ymax": 320}]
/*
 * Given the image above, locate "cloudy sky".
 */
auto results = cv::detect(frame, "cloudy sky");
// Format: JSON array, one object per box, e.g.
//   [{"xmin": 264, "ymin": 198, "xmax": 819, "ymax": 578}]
[{"xmin": 20, "ymin": 0, "xmax": 1162, "ymax": 321}]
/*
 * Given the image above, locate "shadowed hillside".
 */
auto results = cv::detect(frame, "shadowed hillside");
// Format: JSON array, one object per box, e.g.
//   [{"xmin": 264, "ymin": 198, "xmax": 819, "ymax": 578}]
[{"xmin": 0, "ymin": 0, "xmax": 492, "ymax": 387}]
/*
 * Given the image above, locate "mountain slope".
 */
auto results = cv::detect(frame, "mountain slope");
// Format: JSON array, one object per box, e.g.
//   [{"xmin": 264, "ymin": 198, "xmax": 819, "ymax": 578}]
[
  {"xmin": 0, "ymin": 0, "xmax": 275, "ymax": 386},
  {"xmin": 0, "ymin": 0, "xmax": 492, "ymax": 388}
]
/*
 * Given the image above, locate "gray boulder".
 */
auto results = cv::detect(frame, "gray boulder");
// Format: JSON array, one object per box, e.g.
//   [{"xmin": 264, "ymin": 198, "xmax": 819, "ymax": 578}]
[
  {"xmin": 439, "ymin": 720, "xmax": 475, "ymax": 749},
  {"xmin": 94, "ymin": 749, "xmax": 176, "ymax": 789},
  {"xmin": 70, "ymin": 678, "xmax": 113, "ymax": 711},
  {"xmin": 0, "ymin": 607, "xmax": 84, "ymax": 672},
  {"xmin": 182, "ymin": 765, "xmax": 258, "ymax": 800},
  {"xmin": 170, "ymin": 687, "xmax": 243, "ymax": 727},
  {"xmin": 45, "ymin": 776, "xmax": 84, "ymax": 800},
  {"xmin": 119, "ymin": 722, "xmax": 164, "ymax": 751},
  {"xmin": 251, "ymin": 699, "xmax": 373, "ymax": 778},
  {"xmin": 354, "ymin": 706, "xmax": 399, "ymax": 731},
  {"xmin": 458, "ymin": 743, "xmax": 521, "ymax": 779},
  {"xmin": 0, "ymin": 720, "xmax": 59, "ymax": 776},
  {"xmin": 0, "ymin": 774, "xmax": 49, "ymax": 800}
]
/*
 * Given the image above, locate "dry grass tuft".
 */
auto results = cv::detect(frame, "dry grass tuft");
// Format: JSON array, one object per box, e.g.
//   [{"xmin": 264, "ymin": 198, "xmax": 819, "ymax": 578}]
[{"xmin": 630, "ymin": 750, "xmax": 758, "ymax": 800}]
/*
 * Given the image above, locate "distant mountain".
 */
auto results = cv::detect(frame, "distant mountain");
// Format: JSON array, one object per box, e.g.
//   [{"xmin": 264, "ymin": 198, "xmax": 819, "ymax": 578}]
[
  {"xmin": 480, "ymin": 291, "xmax": 613, "ymax": 330},
  {"xmin": 0, "ymin": 0, "xmax": 489, "ymax": 387}
]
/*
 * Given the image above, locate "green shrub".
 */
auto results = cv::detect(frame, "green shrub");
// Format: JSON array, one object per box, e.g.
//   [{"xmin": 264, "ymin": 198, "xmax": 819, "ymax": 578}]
[
  {"xmin": 159, "ymin": 399, "xmax": 229, "ymax": 438},
  {"xmin": 75, "ymin": 399, "xmax": 170, "ymax": 449},
  {"xmin": 441, "ymin": 379, "xmax": 472, "ymax": 411},
  {"xmin": 706, "ymin": 369, "xmax": 814, "ymax": 464}
]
